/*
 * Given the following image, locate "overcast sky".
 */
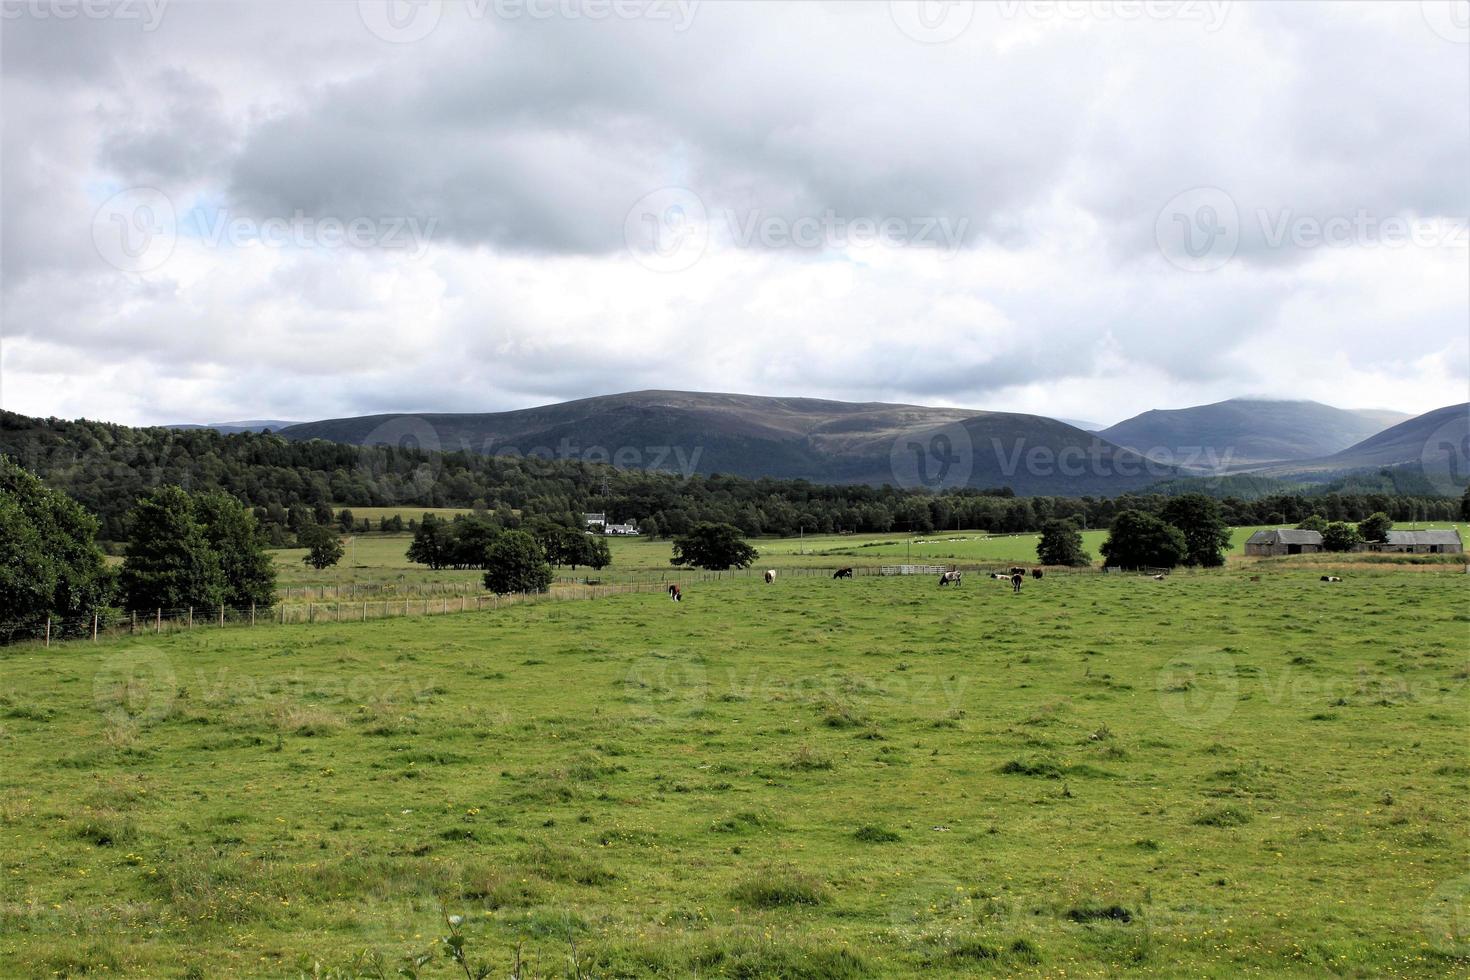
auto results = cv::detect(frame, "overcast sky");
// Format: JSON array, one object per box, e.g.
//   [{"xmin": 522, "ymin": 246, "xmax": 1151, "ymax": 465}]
[{"xmin": 1, "ymin": 0, "xmax": 1466, "ymax": 428}]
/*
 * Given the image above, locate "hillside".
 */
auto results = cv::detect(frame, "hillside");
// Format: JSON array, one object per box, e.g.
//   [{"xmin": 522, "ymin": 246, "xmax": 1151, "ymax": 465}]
[
  {"xmin": 1099, "ymin": 398, "xmax": 1408, "ymax": 466},
  {"xmin": 281, "ymin": 390, "xmax": 1181, "ymax": 495},
  {"xmin": 1244, "ymin": 402, "xmax": 1469, "ymax": 489}
]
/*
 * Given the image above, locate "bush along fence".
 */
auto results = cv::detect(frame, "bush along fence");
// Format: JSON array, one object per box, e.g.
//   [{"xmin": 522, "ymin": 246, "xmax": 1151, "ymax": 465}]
[{"xmin": 0, "ymin": 581, "xmax": 677, "ymax": 650}]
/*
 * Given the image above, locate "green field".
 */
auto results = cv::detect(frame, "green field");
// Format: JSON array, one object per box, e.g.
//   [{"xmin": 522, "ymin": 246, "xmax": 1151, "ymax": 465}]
[{"xmin": 2, "ymin": 564, "xmax": 1466, "ymax": 977}]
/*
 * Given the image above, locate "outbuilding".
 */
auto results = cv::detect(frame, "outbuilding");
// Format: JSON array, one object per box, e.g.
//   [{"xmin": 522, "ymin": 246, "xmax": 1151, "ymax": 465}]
[
  {"xmin": 1359, "ymin": 529, "xmax": 1463, "ymax": 554},
  {"xmin": 1244, "ymin": 529, "xmax": 1324, "ymax": 556}
]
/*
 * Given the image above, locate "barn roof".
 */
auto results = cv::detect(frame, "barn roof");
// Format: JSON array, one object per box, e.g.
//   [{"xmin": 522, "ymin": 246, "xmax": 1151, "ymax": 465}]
[
  {"xmin": 1384, "ymin": 529, "xmax": 1462, "ymax": 546},
  {"xmin": 1248, "ymin": 529, "xmax": 1323, "ymax": 545}
]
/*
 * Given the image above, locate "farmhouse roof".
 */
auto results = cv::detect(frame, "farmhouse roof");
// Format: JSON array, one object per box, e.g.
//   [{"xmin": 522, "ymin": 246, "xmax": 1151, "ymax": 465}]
[
  {"xmin": 1247, "ymin": 529, "xmax": 1323, "ymax": 545},
  {"xmin": 1383, "ymin": 529, "xmax": 1462, "ymax": 546}
]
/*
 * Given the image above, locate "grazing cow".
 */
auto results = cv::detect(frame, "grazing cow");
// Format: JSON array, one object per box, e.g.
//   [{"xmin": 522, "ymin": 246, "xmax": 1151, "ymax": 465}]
[
  {"xmin": 939, "ymin": 571, "xmax": 962, "ymax": 586},
  {"xmin": 833, "ymin": 567, "xmax": 854, "ymax": 579},
  {"xmin": 1153, "ymin": 574, "xmax": 1166, "ymax": 581},
  {"xmin": 1031, "ymin": 568, "xmax": 1043, "ymax": 580},
  {"xmin": 1009, "ymin": 566, "xmax": 1027, "ymax": 577},
  {"xmin": 1320, "ymin": 575, "xmax": 1343, "ymax": 583},
  {"xmin": 668, "ymin": 583, "xmax": 682, "ymax": 601},
  {"xmin": 1010, "ymin": 573, "xmax": 1024, "ymax": 593},
  {"xmin": 764, "ymin": 569, "xmax": 776, "ymax": 584}
]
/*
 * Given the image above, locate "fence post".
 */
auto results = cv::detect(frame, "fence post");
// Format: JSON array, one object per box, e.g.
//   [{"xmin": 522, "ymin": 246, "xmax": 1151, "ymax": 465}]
[
  {"xmin": 188, "ymin": 607, "xmax": 193, "ymax": 629},
  {"xmin": 156, "ymin": 608, "xmax": 161, "ymax": 633},
  {"xmin": 219, "ymin": 606, "xmax": 225, "ymax": 628},
  {"xmin": 131, "ymin": 611, "xmax": 137, "ymax": 635},
  {"xmin": 250, "ymin": 602, "xmax": 256, "ymax": 627},
  {"xmin": 45, "ymin": 618, "xmax": 51, "ymax": 648},
  {"xmin": 92, "ymin": 613, "xmax": 98, "ymax": 642}
]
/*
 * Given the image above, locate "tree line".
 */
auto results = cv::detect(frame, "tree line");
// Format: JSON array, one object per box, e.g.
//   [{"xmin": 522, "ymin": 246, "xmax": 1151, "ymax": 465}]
[{"xmin": 4, "ymin": 412, "xmax": 1464, "ymax": 548}]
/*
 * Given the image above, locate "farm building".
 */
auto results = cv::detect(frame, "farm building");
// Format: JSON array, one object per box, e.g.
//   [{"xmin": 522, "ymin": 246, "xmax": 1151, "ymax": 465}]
[
  {"xmin": 605, "ymin": 522, "xmax": 640, "ymax": 536},
  {"xmin": 1357, "ymin": 529, "xmax": 1463, "ymax": 554},
  {"xmin": 583, "ymin": 512, "xmax": 606, "ymax": 530},
  {"xmin": 1245, "ymin": 529, "xmax": 1324, "ymax": 556}
]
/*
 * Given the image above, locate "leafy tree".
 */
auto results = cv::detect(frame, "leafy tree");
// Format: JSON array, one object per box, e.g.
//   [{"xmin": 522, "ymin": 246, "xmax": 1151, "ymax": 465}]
[
  {"xmin": 406, "ymin": 514, "xmax": 455, "ymax": 570},
  {"xmin": 312, "ymin": 501, "xmax": 335, "ymax": 526},
  {"xmin": 564, "ymin": 532, "xmax": 612, "ymax": 570},
  {"xmin": 1160, "ymin": 493, "xmax": 1232, "ymax": 567},
  {"xmin": 1461, "ymin": 485, "xmax": 1470, "ymax": 522},
  {"xmin": 0, "ymin": 457, "xmax": 114, "ymax": 635},
  {"xmin": 671, "ymin": 522, "xmax": 758, "ymax": 571},
  {"xmin": 1357, "ymin": 512, "xmax": 1393, "ymax": 543},
  {"xmin": 286, "ymin": 504, "xmax": 314, "ymax": 534},
  {"xmin": 1322, "ymin": 521, "xmax": 1362, "ymax": 552},
  {"xmin": 1099, "ymin": 510, "xmax": 1187, "ymax": 569},
  {"xmin": 381, "ymin": 514, "xmax": 405, "ymax": 533},
  {"xmin": 299, "ymin": 524, "xmax": 344, "ymax": 570},
  {"xmin": 639, "ymin": 516, "xmax": 660, "ymax": 539},
  {"xmin": 452, "ymin": 517, "xmax": 501, "ymax": 569},
  {"xmin": 483, "ymin": 530, "xmax": 552, "ymax": 594},
  {"xmin": 194, "ymin": 491, "xmax": 277, "ymax": 609},
  {"xmin": 337, "ymin": 508, "xmax": 355, "ymax": 533},
  {"xmin": 120, "ymin": 486, "xmax": 227, "ymax": 611},
  {"xmin": 1296, "ymin": 514, "xmax": 1328, "ymax": 533},
  {"xmin": 1036, "ymin": 518, "xmax": 1091, "ymax": 567}
]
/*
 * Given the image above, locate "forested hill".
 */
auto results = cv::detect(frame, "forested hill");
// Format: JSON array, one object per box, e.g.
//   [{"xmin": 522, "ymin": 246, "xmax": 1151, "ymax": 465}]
[{"xmin": 2, "ymin": 411, "xmax": 1462, "ymax": 543}]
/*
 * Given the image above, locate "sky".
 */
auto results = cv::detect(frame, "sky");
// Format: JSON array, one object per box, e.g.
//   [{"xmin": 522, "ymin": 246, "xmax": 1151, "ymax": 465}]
[{"xmin": 1, "ymin": 0, "xmax": 1467, "ymax": 429}]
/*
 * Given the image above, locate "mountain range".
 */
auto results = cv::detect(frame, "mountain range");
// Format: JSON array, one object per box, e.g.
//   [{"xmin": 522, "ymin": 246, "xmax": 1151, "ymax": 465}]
[{"xmin": 261, "ymin": 391, "xmax": 1464, "ymax": 497}]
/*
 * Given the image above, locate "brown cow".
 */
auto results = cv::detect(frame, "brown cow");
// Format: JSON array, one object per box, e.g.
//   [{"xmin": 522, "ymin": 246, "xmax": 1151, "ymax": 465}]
[
  {"xmin": 1031, "ymin": 568, "xmax": 1043, "ymax": 579},
  {"xmin": 668, "ymin": 583, "xmax": 682, "ymax": 601},
  {"xmin": 764, "ymin": 570, "xmax": 776, "ymax": 584},
  {"xmin": 1009, "ymin": 566, "xmax": 1027, "ymax": 577}
]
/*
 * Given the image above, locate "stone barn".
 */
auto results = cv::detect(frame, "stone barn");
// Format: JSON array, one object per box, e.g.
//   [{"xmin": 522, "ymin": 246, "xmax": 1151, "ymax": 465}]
[
  {"xmin": 1360, "ymin": 529, "xmax": 1463, "ymax": 554},
  {"xmin": 1245, "ymin": 529, "xmax": 1324, "ymax": 556}
]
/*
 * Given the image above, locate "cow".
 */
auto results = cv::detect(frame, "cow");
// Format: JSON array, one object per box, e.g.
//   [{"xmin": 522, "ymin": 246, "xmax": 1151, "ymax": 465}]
[
  {"xmin": 991, "ymin": 572, "xmax": 1011, "ymax": 581},
  {"xmin": 668, "ymin": 583, "xmax": 682, "ymax": 601},
  {"xmin": 833, "ymin": 567, "xmax": 854, "ymax": 579},
  {"xmin": 1153, "ymin": 574, "xmax": 1166, "ymax": 581},
  {"xmin": 1010, "ymin": 573, "xmax": 1024, "ymax": 593},
  {"xmin": 1031, "ymin": 568, "xmax": 1044, "ymax": 580},
  {"xmin": 939, "ymin": 571, "xmax": 962, "ymax": 586},
  {"xmin": 764, "ymin": 570, "xmax": 776, "ymax": 584},
  {"xmin": 1009, "ymin": 566, "xmax": 1027, "ymax": 577},
  {"xmin": 1320, "ymin": 575, "xmax": 1343, "ymax": 583}
]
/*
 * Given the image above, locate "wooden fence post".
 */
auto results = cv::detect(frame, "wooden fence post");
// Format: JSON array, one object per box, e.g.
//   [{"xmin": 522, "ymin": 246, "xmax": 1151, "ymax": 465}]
[
  {"xmin": 187, "ymin": 607, "xmax": 193, "ymax": 629},
  {"xmin": 92, "ymin": 613, "xmax": 98, "ymax": 642},
  {"xmin": 250, "ymin": 602, "xmax": 256, "ymax": 627},
  {"xmin": 219, "ymin": 606, "xmax": 225, "ymax": 628},
  {"xmin": 156, "ymin": 608, "xmax": 161, "ymax": 633},
  {"xmin": 45, "ymin": 618, "xmax": 51, "ymax": 648}
]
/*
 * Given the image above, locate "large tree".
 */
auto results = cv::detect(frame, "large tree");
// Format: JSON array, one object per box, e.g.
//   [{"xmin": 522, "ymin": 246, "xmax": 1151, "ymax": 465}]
[
  {"xmin": 1159, "ymin": 493, "xmax": 1232, "ymax": 567},
  {"xmin": 406, "ymin": 514, "xmax": 455, "ymax": 570},
  {"xmin": 1322, "ymin": 521, "xmax": 1362, "ymax": 552},
  {"xmin": 670, "ymin": 522, "xmax": 758, "ymax": 571},
  {"xmin": 120, "ymin": 486, "xmax": 228, "ymax": 612},
  {"xmin": 484, "ymin": 530, "xmax": 553, "ymax": 594},
  {"xmin": 194, "ymin": 491, "xmax": 277, "ymax": 609},
  {"xmin": 1036, "ymin": 518, "xmax": 1091, "ymax": 567},
  {"xmin": 1100, "ymin": 510, "xmax": 1187, "ymax": 569},
  {"xmin": 1357, "ymin": 512, "xmax": 1393, "ymax": 544},
  {"xmin": 299, "ymin": 523, "xmax": 344, "ymax": 570},
  {"xmin": 0, "ymin": 457, "xmax": 114, "ymax": 636}
]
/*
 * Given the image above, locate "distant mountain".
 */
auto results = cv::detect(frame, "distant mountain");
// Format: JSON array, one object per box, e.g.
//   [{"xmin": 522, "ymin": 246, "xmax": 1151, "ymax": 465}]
[
  {"xmin": 1055, "ymin": 417, "xmax": 1104, "ymax": 432},
  {"xmin": 1098, "ymin": 398, "xmax": 1409, "ymax": 466},
  {"xmin": 1244, "ymin": 403, "xmax": 1469, "ymax": 487},
  {"xmin": 281, "ymin": 390, "xmax": 1183, "ymax": 494},
  {"xmin": 169, "ymin": 420, "xmax": 301, "ymax": 434}
]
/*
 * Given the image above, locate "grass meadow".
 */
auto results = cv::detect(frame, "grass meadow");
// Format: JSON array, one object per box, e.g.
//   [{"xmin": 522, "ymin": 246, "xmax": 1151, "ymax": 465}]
[{"xmin": 1, "ymin": 562, "xmax": 1466, "ymax": 977}]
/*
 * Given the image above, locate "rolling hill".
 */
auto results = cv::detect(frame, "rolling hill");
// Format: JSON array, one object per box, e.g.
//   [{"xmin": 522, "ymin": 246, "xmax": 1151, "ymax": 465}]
[
  {"xmin": 280, "ymin": 390, "xmax": 1184, "ymax": 495},
  {"xmin": 1242, "ymin": 402, "xmax": 1469, "ymax": 489},
  {"xmin": 1098, "ymin": 398, "xmax": 1408, "ymax": 466}
]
